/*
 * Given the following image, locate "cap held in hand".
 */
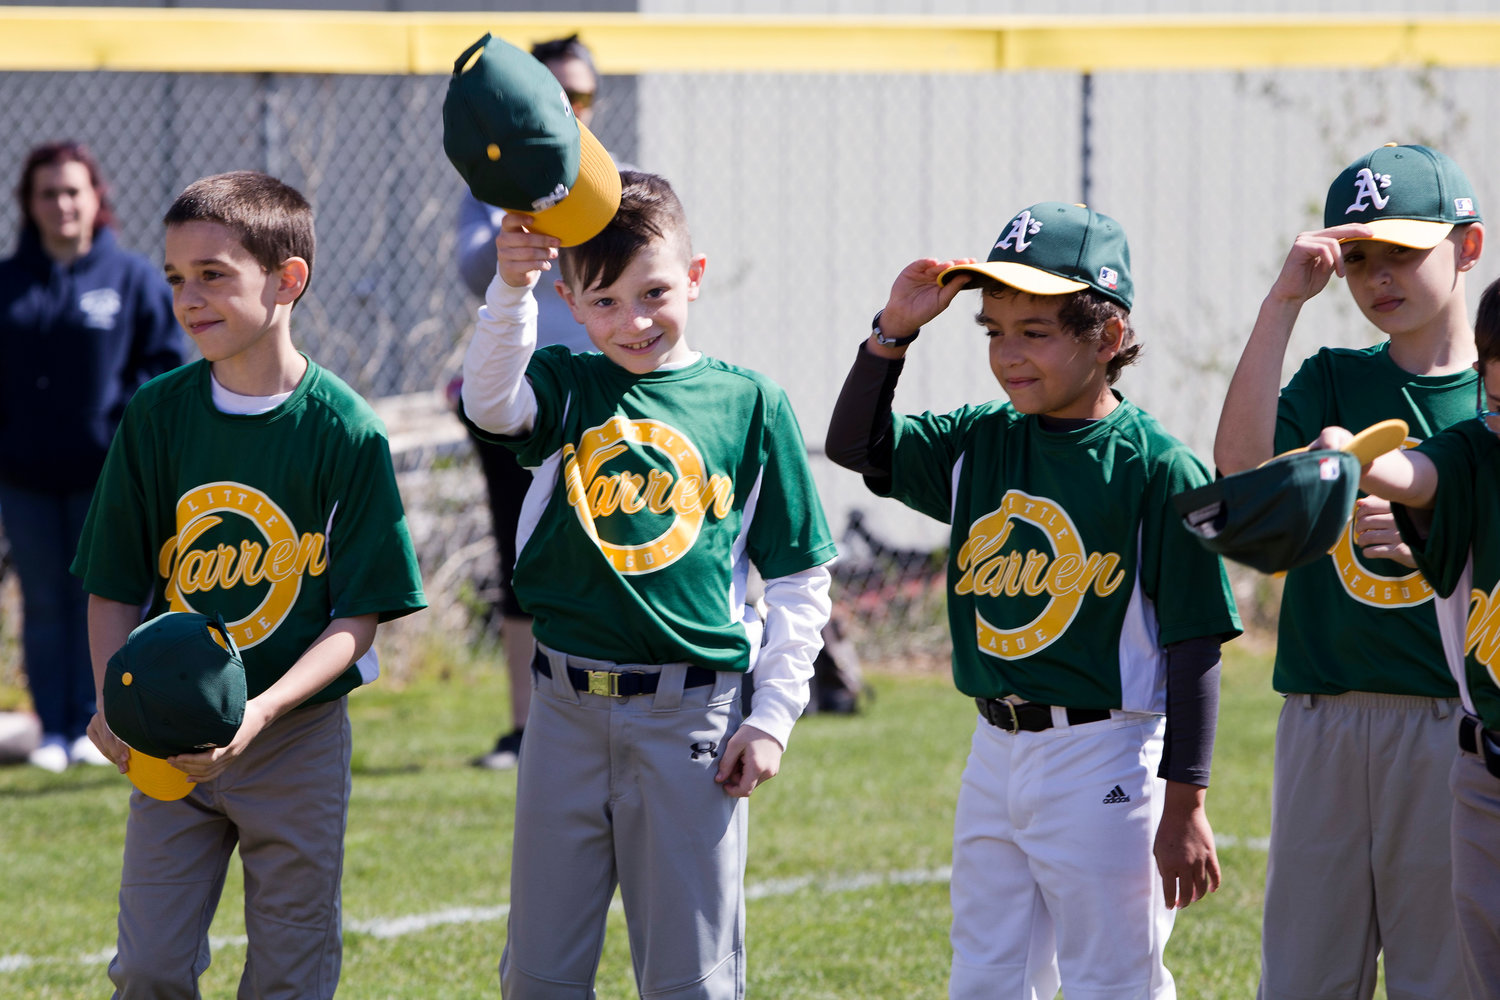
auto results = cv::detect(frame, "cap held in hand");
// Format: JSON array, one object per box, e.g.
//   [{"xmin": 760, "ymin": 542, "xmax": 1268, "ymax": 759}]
[
  {"xmin": 1173, "ymin": 420, "xmax": 1408, "ymax": 575},
  {"xmin": 103, "ymin": 611, "xmax": 247, "ymax": 801},
  {"xmin": 443, "ymin": 32, "xmax": 622, "ymax": 247}
]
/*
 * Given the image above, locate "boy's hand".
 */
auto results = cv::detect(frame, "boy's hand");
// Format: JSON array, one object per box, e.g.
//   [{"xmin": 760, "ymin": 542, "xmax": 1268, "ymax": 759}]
[
  {"xmin": 715, "ymin": 723, "xmax": 782, "ymax": 797},
  {"xmin": 495, "ymin": 212, "xmax": 560, "ymax": 289},
  {"xmin": 1308, "ymin": 425, "xmax": 1354, "ymax": 453},
  {"xmin": 168, "ymin": 697, "xmax": 274, "ymax": 783},
  {"xmin": 1154, "ymin": 781, "xmax": 1221, "ymax": 910},
  {"xmin": 85, "ymin": 712, "xmax": 131, "ymax": 773},
  {"xmin": 877, "ymin": 258, "xmax": 978, "ymax": 344},
  {"xmin": 1353, "ymin": 497, "xmax": 1416, "ymax": 567},
  {"xmin": 1267, "ymin": 224, "xmax": 1375, "ymax": 306}
]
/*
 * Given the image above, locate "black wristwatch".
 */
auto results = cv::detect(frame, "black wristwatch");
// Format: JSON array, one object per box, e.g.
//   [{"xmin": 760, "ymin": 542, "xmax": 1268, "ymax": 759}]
[{"xmin": 871, "ymin": 309, "xmax": 920, "ymax": 348}]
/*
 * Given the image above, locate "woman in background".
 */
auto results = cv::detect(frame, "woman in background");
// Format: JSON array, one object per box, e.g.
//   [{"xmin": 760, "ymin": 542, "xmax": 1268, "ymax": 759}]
[{"xmin": 0, "ymin": 141, "xmax": 186, "ymax": 771}]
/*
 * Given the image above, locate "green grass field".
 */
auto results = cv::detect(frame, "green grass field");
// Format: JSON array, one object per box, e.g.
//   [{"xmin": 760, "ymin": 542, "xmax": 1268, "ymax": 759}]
[{"xmin": 2, "ymin": 641, "xmax": 1307, "ymax": 998}]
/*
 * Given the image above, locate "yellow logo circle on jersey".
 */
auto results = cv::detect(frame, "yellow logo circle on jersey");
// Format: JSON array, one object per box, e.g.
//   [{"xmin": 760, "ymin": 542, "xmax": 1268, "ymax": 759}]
[
  {"xmin": 562, "ymin": 416, "xmax": 734, "ymax": 575},
  {"xmin": 1330, "ymin": 437, "xmax": 1432, "ymax": 609},
  {"xmin": 158, "ymin": 483, "xmax": 327, "ymax": 649},
  {"xmin": 956, "ymin": 490, "xmax": 1126, "ymax": 659}
]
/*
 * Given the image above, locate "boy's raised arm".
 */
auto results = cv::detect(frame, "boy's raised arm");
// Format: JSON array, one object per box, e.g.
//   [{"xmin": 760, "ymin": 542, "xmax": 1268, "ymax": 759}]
[{"xmin": 1214, "ymin": 224, "xmax": 1373, "ymax": 474}]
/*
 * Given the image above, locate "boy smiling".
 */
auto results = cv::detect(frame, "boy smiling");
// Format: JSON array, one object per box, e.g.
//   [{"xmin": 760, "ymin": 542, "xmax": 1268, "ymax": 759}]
[
  {"xmin": 461, "ymin": 169, "xmax": 835, "ymax": 999},
  {"xmin": 826, "ymin": 202, "xmax": 1240, "ymax": 998}
]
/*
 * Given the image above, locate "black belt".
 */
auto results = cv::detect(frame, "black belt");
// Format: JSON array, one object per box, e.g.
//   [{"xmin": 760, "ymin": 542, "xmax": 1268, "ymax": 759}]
[
  {"xmin": 975, "ymin": 697, "xmax": 1111, "ymax": 733},
  {"xmin": 533, "ymin": 649, "xmax": 718, "ymax": 699},
  {"xmin": 1459, "ymin": 714, "xmax": 1500, "ymax": 780}
]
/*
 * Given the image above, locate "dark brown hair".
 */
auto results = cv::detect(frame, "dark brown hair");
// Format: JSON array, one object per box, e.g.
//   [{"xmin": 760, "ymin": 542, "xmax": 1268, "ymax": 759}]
[
  {"xmin": 560, "ymin": 170, "xmax": 690, "ymax": 292},
  {"xmin": 163, "ymin": 171, "xmax": 315, "ymax": 303},
  {"xmin": 1475, "ymin": 276, "xmax": 1500, "ymax": 369},
  {"xmin": 971, "ymin": 276, "xmax": 1141, "ymax": 385},
  {"xmin": 16, "ymin": 141, "xmax": 116, "ymax": 236}
]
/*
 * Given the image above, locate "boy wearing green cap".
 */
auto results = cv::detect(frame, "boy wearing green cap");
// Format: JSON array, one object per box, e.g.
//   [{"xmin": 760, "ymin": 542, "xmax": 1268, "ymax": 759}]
[
  {"xmin": 1215, "ymin": 144, "xmax": 1484, "ymax": 999},
  {"xmin": 73, "ymin": 171, "xmax": 427, "ymax": 999},
  {"xmin": 1310, "ymin": 275, "xmax": 1500, "ymax": 1000},
  {"xmin": 460, "ymin": 169, "xmax": 836, "ymax": 999},
  {"xmin": 826, "ymin": 203, "xmax": 1241, "ymax": 999}
]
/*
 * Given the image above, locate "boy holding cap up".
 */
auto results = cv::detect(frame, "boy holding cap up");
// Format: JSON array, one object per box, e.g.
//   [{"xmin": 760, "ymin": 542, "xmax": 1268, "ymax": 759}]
[
  {"xmin": 73, "ymin": 171, "xmax": 426, "ymax": 999},
  {"xmin": 826, "ymin": 202, "xmax": 1241, "ymax": 998},
  {"xmin": 1214, "ymin": 144, "xmax": 1483, "ymax": 1000}
]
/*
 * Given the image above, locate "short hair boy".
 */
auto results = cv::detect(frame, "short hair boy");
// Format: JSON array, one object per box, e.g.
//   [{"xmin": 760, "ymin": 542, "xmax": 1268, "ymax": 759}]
[
  {"xmin": 1213, "ymin": 144, "xmax": 1483, "ymax": 999},
  {"xmin": 73, "ymin": 170, "xmax": 426, "ymax": 998},
  {"xmin": 460, "ymin": 169, "xmax": 836, "ymax": 998},
  {"xmin": 825, "ymin": 202, "xmax": 1241, "ymax": 998},
  {"xmin": 1309, "ymin": 274, "xmax": 1500, "ymax": 1000}
]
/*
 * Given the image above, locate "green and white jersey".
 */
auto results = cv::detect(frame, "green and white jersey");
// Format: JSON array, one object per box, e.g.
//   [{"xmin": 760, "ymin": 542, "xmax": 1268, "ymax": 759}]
[
  {"xmin": 485, "ymin": 347, "xmax": 836, "ymax": 671},
  {"xmin": 1273, "ymin": 343, "xmax": 1474, "ymax": 696},
  {"xmin": 73, "ymin": 359, "xmax": 427, "ymax": 703},
  {"xmin": 880, "ymin": 395, "xmax": 1240, "ymax": 710},
  {"xmin": 1395, "ymin": 420, "xmax": 1500, "ymax": 730}
]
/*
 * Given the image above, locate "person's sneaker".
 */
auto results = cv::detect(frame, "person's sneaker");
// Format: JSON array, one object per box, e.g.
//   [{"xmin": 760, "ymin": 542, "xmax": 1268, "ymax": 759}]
[
  {"xmin": 471, "ymin": 729, "xmax": 523, "ymax": 770},
  {"xmin": 69, "ymin": 734, "xmax": 112, "ymax": 767},
  {"xmin": 27, "ymin": 734, "xmax": 69, "ymax": 774}
]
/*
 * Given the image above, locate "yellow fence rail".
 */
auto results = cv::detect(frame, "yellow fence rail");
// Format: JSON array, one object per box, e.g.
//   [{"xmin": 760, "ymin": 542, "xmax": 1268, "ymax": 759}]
[{"xmin": 2, "ymin": 8, "xmax": 1500, "ymax": 75}]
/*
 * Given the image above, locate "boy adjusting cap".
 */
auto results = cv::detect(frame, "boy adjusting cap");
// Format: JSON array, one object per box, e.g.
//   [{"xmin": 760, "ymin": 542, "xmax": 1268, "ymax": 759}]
[
  {"xmin": 937, "ymin": 202, "xmax": 1134, "ymax": 310},
  {"xmin": 443, "ymin": 32, "xmax": 622, "ymax": 247},
  {"xmin": 103, "ymin": 611, "xmax": 247, "ymax": 801},
  {"xmin": 1326, "ymin": 143, "xmax": 1481, "ymax": 249}
]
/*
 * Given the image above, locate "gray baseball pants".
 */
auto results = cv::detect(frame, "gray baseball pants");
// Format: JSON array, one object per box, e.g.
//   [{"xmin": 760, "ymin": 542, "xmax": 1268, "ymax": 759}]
[
  {"xmin": 500, "ymin": 644, "xmax": 747, "ymax": 1000},
  {"xmin": 107, "ymin": 698, "xmax": 351, "ymax": 1000}
]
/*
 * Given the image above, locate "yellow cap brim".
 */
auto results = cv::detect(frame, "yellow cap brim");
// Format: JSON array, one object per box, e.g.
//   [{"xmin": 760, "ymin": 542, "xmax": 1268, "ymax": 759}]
[
  {"xmin": 1265, "ymin": 418, "xmax": 1409, "ymax": 467},
  {"xmin": 528, "ymin": 119, "xmax": 622, "ymax": 248},
  {"xmin": 937, "ymin": 260, "xmax": 1089, "ymax": 295},
  {"xmin": 125, "ymin": 748, "xmax": 197, "ymax": 801},
  {"xmin": 1342, "ymin": 219, "xmax": 1455, "ymax": 250}
]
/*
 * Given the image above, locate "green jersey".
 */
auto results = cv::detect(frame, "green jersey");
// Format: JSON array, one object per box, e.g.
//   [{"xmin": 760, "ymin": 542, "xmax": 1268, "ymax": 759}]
[
  {"xmin": 1273, "ymin": 343, "xmax": 1474, "ymax": 696},
  {"xmin": 489, "ymin": 347, "xmax": 836, "ymax": 670},
  {"xmin": 1396, "ymin": 419, "xmax": 1500, "ymax": 730},
  {"xmin": 880, "ymin": 395, "xmax": 1240, "ymax": 710},
  {"xmin": 73, "ymin": 359, "xmax": 426, "ymax": 703}
]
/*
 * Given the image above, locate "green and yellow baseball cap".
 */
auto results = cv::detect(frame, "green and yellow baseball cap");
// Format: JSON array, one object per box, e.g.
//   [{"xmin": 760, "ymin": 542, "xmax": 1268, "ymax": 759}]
[
  {"xmin": 103, "ymin": 611, "xmax": 246, "ymax": 801},
  {"xmin": 443, "ymin": 32, "xmax": 622, "ymax": 247},
  {"xmin": 938, "ymin": 202, "xmax": 1133, "ymax": 310},
  {"xmin": 1325, "ymin": 143, "xmax": 1480, "ymax": 249},
  {"xmin": 1173, "ymin": 420, "xmax": 1408, "ymax": 575}
]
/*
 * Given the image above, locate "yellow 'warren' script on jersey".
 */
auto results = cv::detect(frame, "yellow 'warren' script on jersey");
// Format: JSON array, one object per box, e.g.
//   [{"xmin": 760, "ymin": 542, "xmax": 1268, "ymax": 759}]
[
  {"xmin": 157, "ymin": 482, "xmax": 327, "ymax": 648},
  {"xmin": 956, "ymin": 490, "xmax": 1126, "ymax": 659},
  {"xmin": 562, "ymin": 416, "xmax": 735, "ymax": 575}
]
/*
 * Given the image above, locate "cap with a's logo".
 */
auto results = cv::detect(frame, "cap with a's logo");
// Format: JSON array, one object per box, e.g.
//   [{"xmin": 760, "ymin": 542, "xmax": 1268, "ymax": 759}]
[
  {"xmin": 938, "ymin": 202, "xmax": 1134, "ymax": 310},
  {"xmin": 1326, "ymin": 143, "xmax": 1481, "ymax": 249},
  {"xmin": 103, "ymin": 611, "xmax": 246, "ymax": 801},
  {"xmin": 443, "ymin": 32, "xmax": 622, "ymax": 247}
]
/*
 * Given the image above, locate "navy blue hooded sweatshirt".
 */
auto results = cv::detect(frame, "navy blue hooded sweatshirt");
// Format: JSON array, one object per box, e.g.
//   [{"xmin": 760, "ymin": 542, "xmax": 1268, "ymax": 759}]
[{"xmin": 0, "ymin": 226, "xmax": 185, "ymax": 492}]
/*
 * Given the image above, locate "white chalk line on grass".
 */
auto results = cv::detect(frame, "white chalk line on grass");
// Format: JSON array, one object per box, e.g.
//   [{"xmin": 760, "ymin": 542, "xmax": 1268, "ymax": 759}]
[{"xmin": 1, "ymin": 838, "xmax": 1270, "ymax": 974}]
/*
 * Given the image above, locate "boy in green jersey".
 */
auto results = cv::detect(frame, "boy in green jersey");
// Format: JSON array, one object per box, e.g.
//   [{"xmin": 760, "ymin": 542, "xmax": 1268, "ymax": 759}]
[
  {"xmin": 1312, "ymin": 275, "xmax": 1500, "ymax": 1000},
  {"xmin": 826, "ymin": 202, "xmax": 1241, "ymax": 999},
  {"xmin": 460, "ymin": 170, "xmax": 836, "ymax": 999},
  {"xmin": 1215, "ymin": 144, "xmax": 1483, "ymax": 1000},
  {"xmin": 74, "ymin": 171, "xmax": 427, "ymax": 999}
]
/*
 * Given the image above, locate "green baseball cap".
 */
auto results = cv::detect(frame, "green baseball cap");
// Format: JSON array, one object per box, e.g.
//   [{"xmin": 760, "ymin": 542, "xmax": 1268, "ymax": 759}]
[
  {"xmin": 103, "ymin": 611, "xmax": 246, "ymax": 801},
  {"xmin": 1173, "ymin": 451, "xmax": 1360, "ymax": 575},
  {"xmin": 443, "ymin": 32, "xmax": 622, "ymax": 247},
  {"xmin": 1325, "ymin": 143, "xmax": 1481, "ymax": 249},
  {"xmin": 938, "ymin": 202, "xmax": 1133, "ymax": 310}
]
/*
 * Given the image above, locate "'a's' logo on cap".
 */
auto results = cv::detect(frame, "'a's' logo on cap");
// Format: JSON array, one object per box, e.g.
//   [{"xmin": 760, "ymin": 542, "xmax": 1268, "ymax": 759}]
[
  {"xmin": 1345, "ymin": 168, "xmax": 1392, "ymax": 214},
  {"xmin": 1098, "ymin": 266, "xmax": 1119, "ymax": 290},
  {"xmin": 1456, "ymin": 197, "xmax": 1476, "ymax": 217},
  {"xmin": 995, "ymin": 211, "xmax": 1043, "ymax": 253}
]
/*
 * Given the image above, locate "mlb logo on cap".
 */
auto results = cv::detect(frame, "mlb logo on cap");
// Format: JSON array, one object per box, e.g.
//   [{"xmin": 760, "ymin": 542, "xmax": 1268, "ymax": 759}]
[
  {"xmin": 1098, "ymin": 266, "xmax": 1119, "ymax": 290},
  {"xmin": 103, "ymin": 611, "xmax": 247, "ymax": 801}
]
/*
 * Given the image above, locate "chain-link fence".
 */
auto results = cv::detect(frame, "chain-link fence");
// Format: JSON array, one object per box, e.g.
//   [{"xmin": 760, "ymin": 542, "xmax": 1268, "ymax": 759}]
[{"xmin": 3, "ymin": 41, "xmax": 1500, "ymax": 673}]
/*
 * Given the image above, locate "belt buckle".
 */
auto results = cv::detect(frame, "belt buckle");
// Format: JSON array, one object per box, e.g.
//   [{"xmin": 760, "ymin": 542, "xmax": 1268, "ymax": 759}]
[{"xmin": 586, "ymin": 670, "xmax": 620, "ymax": 698}]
